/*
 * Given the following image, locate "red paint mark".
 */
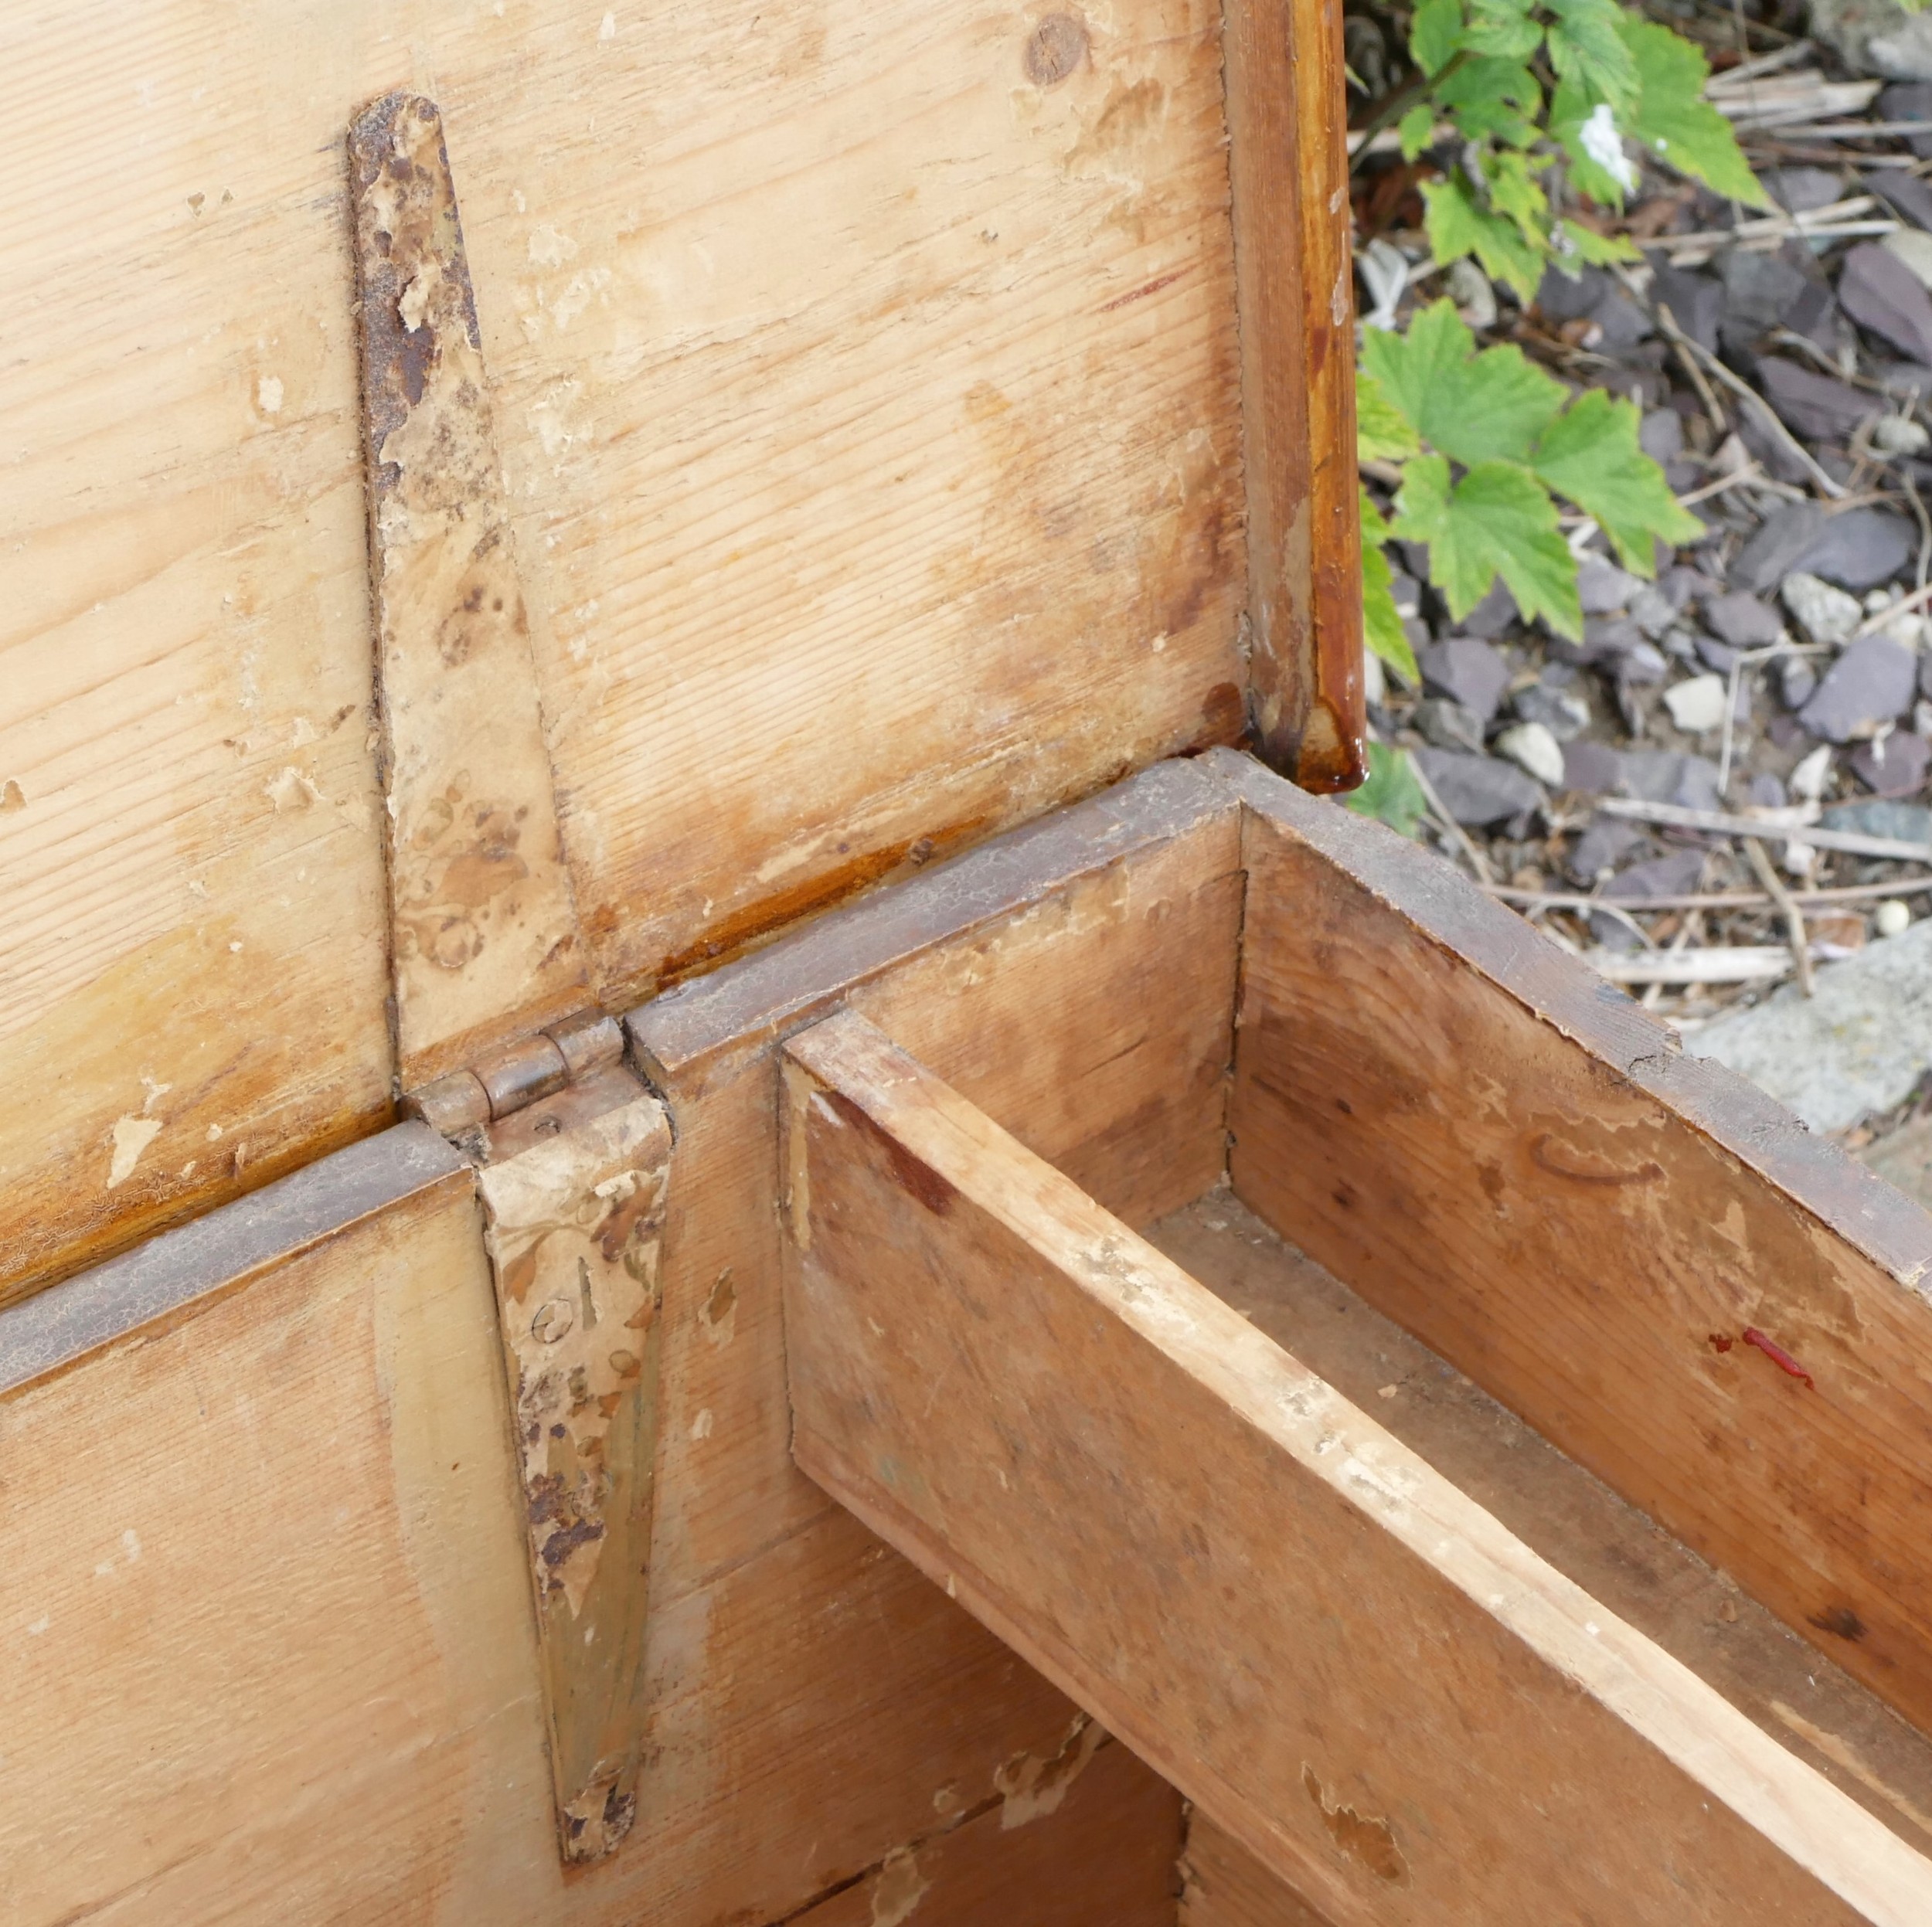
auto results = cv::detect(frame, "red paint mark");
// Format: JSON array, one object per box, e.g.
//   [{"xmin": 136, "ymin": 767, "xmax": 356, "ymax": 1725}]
[
  {"xmin": 1742, "ymin": 1327, "xmax": 1814, "ymax": 1389},
  {"xmin": 1100, "ymin": 268, "xmax": 1187, "ymax": 313},
  {"xmin": 1707, "ymin": 1332, "xmax": 1733, "ymax": 1354}
]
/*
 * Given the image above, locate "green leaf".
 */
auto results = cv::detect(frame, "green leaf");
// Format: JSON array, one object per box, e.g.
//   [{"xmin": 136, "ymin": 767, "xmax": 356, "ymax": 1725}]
[
  {"xmin": 1344, "ymin": 742, "xmax": 1429, "ymax": 838},
  {"xmin": 1434, "ymin": 56, "xmax": 1542, "ymax": 147},
  {"xmin": 1398, "ymin": 101, "xmax": 1439, "ymax": 159},
  {"xmin": 1360, "ymin": 300, "xmax": 1566, "ymax": 466},
  {"xmin": 1485, "ymin": 149, "xmax": 1549, "ymax": 243},
  {"xmin": 1356, "ymin": 369, "xmax": 1423, "ymax": 463},
  {"xmin": 1550, "ymin": 73, "xmax": 1638, "ymax": 206},
  {"xmin": 1544, "ymin": 0, "xmax": 1638, "ymax": 115},
  {"xmin": 1421, "ymin": 172, "xmax": 1548, "ymax": 301},
  {"xmin": 1362, "ymin": 541, "xmax": 1420, "ymax": 685},
  {"xmin": 1531, "ymin": 388, "xmax": 1703, "ymax": 573},
  {"xmin": 1392, "ymin": 454, "xmax": 1582, "ymax": 637},
  {"xmin": 1359, "ymin": 485, "xmax": 1395, "ymax": 545},
  {"xmin": 1462, "ymin": 0, "xmax": 1543, "ymax": 63},
  {"xmin": 1410, "ymin": 0, "xmax": 1463, "ymax": 76},
  {"xmin": 1557, "ymin": 217, "xmax": 1640, "ymax": 266},
  {"xmin": 1622, "ymin": 17, "xmax": 1769, "ymax": 209}
]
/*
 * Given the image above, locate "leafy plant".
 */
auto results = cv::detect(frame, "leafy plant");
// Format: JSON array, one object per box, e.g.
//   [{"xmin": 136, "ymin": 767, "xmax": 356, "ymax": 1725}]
[
  {"xmin": 1360, "ymin": 301, "xmax": 1701, "ymax": 651},
  {"xmin": 1353, "ymin": 0, "xmax": 1761, "ymax": 684},
  {"xmin": 1343, "ymin": 739, "xmax": 1431, "ymax": 834}
]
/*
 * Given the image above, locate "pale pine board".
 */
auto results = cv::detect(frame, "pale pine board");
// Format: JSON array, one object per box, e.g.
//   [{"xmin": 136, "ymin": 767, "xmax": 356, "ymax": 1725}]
[{"xmin": 1, "ymin": 0, "xmax": 1244, "ymax": 1297}]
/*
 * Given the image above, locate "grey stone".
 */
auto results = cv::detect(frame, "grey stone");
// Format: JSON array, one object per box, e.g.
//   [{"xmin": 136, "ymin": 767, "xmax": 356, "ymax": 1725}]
[
  {"xmin": 1413, "ymin": 695, "xmax": 1487, "ymax": 755},
  {"xmin": 1733, "ymin": 502, "xmax": 1828, "ymax": 592},
  {"xmin": 1870, "ymin": 168, "xmax": 1932, "ymax": 231},
  {"xmin": 1764, "ymin": 166, "xmax": 1850, "ymax": 214},
  {"xmin": 1687, "ymin": 916, "xmax": 1932, "ymax": 1136},
  {"xmin": 1850, "ymin": 729, "xmax": 1931, "ymax": 796},
  {"xmin": 1824, "ymin": 797, "xmax": 1932, "ymax": 841},
  {"xmin": 1419, "ymin": 635, "xmax": 1511, "ymax": 721},
  {"xmin": 1617, "ymin": 641, "xmax": 1671, "ymax": 685},
  {"xmin": 1536, "ymin": 263, "xmax": 1612, "ymax": 322},
  {"xmin": 1568, "ymin": 814, "xmax": 1649, "ymax": 883},
  {"xmin": 1795, "ymin": 507, "xmax": 1917, "ymax": 591},
  {"xmin": 1509, "ymin": 671, "xmax": 1590, "ymax": 741},
  {"xmin": 1459, "ymin": 577, "xmax": 1520, "ymax": 639},
  {"xmin": 1750, "ymin": 771, "xmax": 1788, "ymax": 808},
  {"xmin": 1839, "ymin": 241, "xmax": 1932, "ymax": 365},
  {"xmin": 1781, "ymin": 572, "xmax": 1864, "ymax": 647},
  {"xmin": 1757, "ymin": 357, "xmax": 1879, "ymax": 443},
  {"xmin": 1783, "ymin": 281, "xmax": 1853, "ymax": 359},
  {"xmin": 1639, "ymin": 410, "xmax": 1682, "ymax": 464},
  {"xmin": 1661, "ymin": 624, "xmax": 1702, "ymax": 667},
  {"xmin": 1628, "ymin": 585, "xmax": 1678, "ymax": 640},
  {"xmin": 1650, "ymin": 265, "xmax": 1723, "ymax": 354},
  {"xmin": 1411, "ymin": 748, "xmax": 1544, "ymax": 826},
  {"xmin": 1660, "ymin": 565, "xmax": 1716, "ymax": 610},
  {"xmin": 1563, "ymin": 739, "xmax": 1623, "ymax": 794},
  {"xmin": 1696, "ymin": 632, "xmax": 1740, "ymax": 673},
  {"xmin": 1590, "ymin": 848, "xmax": 1709, "ymax": 951},
  {"xmin": 1576, "ymin": 555, "xmax": 1645, "ymax": 614},
  {"xmin": 1617, "ymin": 749, "xmax": 1723, "ymax": 811},
  {"xmin": 1798, "ymin": 634, "xmax": 1920, "ymax": 741},
  {"xmin": 1886, "ymin": 229, "xmax": 1932, "ymax": 294},
  {"xmin": 1923, "ymin": 649, "xmax": 1932, "ymax": 702},
  {"xmin": 1780, "ymin": 655, "xmax": 1819, "ymax": 709},
  {"xmin": 1704, "ymin": 590, "xmax": 1784, "ymax": 648},
  {"xmin": 1879, "ymin": 81, "xmax": 1932, "ymax": 157},
  {"xmin": 1718, "ymin": 248, "xmax": 1809, "ymax": 345},
  {"xmin": 1810, "ymin": 0, "xmax": 1932, "ymax": 83},
  {"xmin": 1495, "ymin": 720, "xmax": 1567, "ymax": 787}
]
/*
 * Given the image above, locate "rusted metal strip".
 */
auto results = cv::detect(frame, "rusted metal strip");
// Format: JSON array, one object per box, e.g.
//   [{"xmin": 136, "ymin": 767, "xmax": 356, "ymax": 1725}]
[
  {"xmin": 475, "ymin": 1064, "xmax": 672, "ymax": 1863},
  {"xmin": 349, "ymin": 91, "xmax": 590, "ymax": 1089}
]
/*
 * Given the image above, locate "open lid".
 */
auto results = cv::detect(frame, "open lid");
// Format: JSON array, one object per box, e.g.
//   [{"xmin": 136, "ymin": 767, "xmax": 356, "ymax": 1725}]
[{"xmin": 0, "ymin": 0, "xmax": 1356, "ymax": 1298}]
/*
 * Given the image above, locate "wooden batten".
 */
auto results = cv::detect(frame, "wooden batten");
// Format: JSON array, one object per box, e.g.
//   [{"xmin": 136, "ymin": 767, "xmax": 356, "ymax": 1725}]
[
  {"xmin": 1222, "ymin": 0, "xmax": 1365, "ymax": 789},
  {"xmin": 779, "ymin": 1007, "xmax": 1932, "ymax": 1927}
]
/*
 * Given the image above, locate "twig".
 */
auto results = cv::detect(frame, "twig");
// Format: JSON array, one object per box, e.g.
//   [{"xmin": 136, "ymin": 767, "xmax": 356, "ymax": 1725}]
[
  {"xmin": 1655, "ymin": 301, "xmax": 1728, "ymax": 433},
  {"xmin": 1662, "ymin": 323, "xmax": 1850, "ymax": 500},
  {"xmin": 1702, "ymin": 41, "xmax": 1815, "ymax": 90},
  {"xmin": 1718, "ymin": 649, "xmax": 1747, "ymax": 797},
  {"xmin": 1347, "ymin": 53, "xmax": 1468, "ymax": 175},
  {"xmin": 1484, "ymin": 875, "xmax": 1932, "ymax": 909},
  {"xmin": 1593, "ymin": 797, "xmax": 1932, "ymax": 861},
  {"xmin": 1905, "ymin": 468, "xmax": 1932, "ymax": 608},
  {"xmin": 1745, "ymin": 834, "xmax": 1816, "ymax": 997},
  {"xmin": 1406, "ymin": 754, "xmax": 1496, "ymax": 884},
  {"xmin": 1584, "ymin": 946, "xmax": 1818, "ymax": 985},
  {"xmin": 1851, "ymin": 573, "xmax": 1932, "ymax": 640}
]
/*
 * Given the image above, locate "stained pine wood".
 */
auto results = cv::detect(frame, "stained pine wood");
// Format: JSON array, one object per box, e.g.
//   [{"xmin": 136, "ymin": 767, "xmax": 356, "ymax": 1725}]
[
  {"xmin": 1223, "ymin": 0, "xmax": 1363, "ymax": 787},
  {"xmin": 781, "ymin": 1007, "xmax": 1932, "ymax": 1927},
  {"xmin": 1155, "ymin": 1190, "xmax": 1932, "ymax": 1881},
  {"xmin": 0, "ymin": 1119, "xmax": 1158, "ymax": 1927},
  {"xmin": 1181, "ymin": 1813, "xmax": 1338, "ymax": 1927},
  {"xmin": 791, "ymin": 1733, "xmax": 1182, "ymax": 1927},
  {"xmin": 2, "ymin": 0, "xmax": 1256, "ymax": 1300},
  {"xmin": 1213, "ymin": 748, "xmax": 1932, "ymax": 1749}
]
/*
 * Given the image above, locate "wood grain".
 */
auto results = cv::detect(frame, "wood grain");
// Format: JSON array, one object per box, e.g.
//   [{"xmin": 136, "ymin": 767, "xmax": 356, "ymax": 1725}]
[
  {"xmin": 2, "ymin": 0, "xmax": 1253, "ymax": 1300},
  {"xmin": 350, "ymin": 91, "xmax": 590, "ymax": 1086},
  {"xmin": 782, "ymin": 1008, "xmax": 1932, "ymax": 1927},
  {"xmin": 1223, "ymin": 0, "xmax": 1364, "ymax": 788},
  {"xmin": 1182, "ymin": 1812, "xmax": 1338, "ymax": 1927},
  {"xmin": 1215, "ymin": 748, "xmax": 1932, "ymax": 1750},
  {"xmin": 791, "ymin": 1732, "xmax": 1182, "ymax": 1927}
]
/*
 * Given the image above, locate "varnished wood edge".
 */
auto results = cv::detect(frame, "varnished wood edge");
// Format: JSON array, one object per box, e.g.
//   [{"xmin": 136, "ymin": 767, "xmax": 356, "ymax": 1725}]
[
  {"xmin": 1220, "ymin": 0, "xmax": 1364, "ymax": 792},
  {"xmin": 0, "ymin": 1123, "xmax": 467, "ymax": 1398},
  {"xmin": 627, "ymin": 757, "xmax": 1238, "ymax": 1082},
  {"xmin": 1202, "ymin": 746, "xmax": 1932, "ymax": 1293}
]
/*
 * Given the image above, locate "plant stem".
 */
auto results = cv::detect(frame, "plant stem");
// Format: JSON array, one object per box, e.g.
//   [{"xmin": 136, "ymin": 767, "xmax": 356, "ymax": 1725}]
[{"xmin": 1348, "ymin": 52, "xmax": 1468, "ymax": 177}]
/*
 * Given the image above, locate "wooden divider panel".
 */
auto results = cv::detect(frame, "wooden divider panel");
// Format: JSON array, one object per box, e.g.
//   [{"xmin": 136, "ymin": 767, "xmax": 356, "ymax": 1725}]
[
  {"xmin": 781, "ymin": 1008, "xmax": 1932, "ymax": 1927},
  {"xmin": 1213, "ymin": 748, "xmax": 1932, "ymax": 1754}
]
